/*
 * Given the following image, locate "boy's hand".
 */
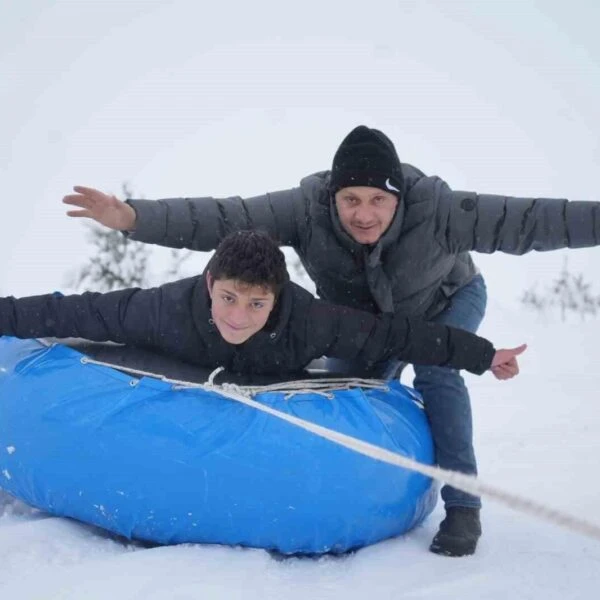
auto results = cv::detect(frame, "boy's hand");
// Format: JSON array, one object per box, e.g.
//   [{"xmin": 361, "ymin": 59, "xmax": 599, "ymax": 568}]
[
  {"xmin": 490, "ymin": 343, "xmax": 527, "ymax": 380},
  {"xmin": 63, "ymin": 186, "xmax": 137, "ymax": 231}
]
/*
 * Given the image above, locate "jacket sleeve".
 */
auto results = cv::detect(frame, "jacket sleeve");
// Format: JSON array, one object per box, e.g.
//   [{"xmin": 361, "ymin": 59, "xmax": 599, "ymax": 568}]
[
  {"xmin": 125, "ymin": 186, "xmax": 307, "ymax": 251},
  {"xmin": 434, "ymin": 179, "xmax": 600, "ymax": 254},
  {"xmin": 0, "ymin": 287, "xmax": 163, "ymax": 346},
  {"xmin": 306, "ymin": 300, "xmax": 495, "ymax": 375}
]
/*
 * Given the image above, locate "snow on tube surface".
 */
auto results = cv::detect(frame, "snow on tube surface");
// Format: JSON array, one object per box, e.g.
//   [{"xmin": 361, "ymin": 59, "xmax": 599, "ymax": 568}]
[{"xmin": 0, "ymin": 336, "xmax": 438, "ymax": 554}]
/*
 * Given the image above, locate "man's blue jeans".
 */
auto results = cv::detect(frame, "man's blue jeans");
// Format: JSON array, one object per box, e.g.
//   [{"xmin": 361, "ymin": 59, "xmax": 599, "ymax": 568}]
[{"xmin": 325, "ymin": 274, "xmax": 487, "ymax": 509}]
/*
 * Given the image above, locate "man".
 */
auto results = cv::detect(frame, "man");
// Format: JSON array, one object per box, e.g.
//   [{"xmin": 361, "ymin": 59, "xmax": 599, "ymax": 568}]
[
  {"xmin": 60, "ymin": 126, "xmax": 573, "ymax": 556},
  {"xmin": 1, "ymin": 230, "xmax": 522, "ymax": 380}
]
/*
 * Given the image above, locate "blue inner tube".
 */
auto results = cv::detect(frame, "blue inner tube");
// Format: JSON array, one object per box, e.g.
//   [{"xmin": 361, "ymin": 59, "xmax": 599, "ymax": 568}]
[{"xmin": 0, "ymin": 336, "xmax": 438, "ymax": 554}]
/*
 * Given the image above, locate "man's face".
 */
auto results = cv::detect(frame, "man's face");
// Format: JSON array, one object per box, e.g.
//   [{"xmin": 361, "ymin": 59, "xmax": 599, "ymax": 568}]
[
  {"xmin": 334, "ymin": 186, "xmax": 398, "ymax": 244},
  {"xmin": 207, "ymin": 275, "xmax": 276, "ymax": 345}
]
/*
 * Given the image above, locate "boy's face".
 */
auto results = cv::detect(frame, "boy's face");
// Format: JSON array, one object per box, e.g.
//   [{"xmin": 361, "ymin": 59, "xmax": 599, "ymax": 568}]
[{"xmin": 207, "ymin": 274, "xmax": 276, "ymax": 345}]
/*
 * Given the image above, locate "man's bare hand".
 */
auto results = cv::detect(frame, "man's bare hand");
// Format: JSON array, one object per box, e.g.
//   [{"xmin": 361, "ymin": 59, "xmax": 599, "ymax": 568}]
[
  {"xmin": 63, "ymin": 186, "xmax": 137, "ymax": 231},
  {"xmin": 490, "ymin": 343, "xmax": 527, "ymax": 380}
]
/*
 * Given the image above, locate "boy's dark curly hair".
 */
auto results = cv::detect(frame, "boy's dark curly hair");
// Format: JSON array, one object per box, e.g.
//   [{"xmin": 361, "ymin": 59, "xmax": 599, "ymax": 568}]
[{"xmin": 208, "ymin": 230, "xmax": 290, "ymax": 296}]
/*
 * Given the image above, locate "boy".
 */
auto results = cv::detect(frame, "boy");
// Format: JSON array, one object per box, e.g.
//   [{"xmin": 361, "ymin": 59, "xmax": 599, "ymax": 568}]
[{"xmin": 0, "ymin": 231, "xmax": 525, "ymax": 379}]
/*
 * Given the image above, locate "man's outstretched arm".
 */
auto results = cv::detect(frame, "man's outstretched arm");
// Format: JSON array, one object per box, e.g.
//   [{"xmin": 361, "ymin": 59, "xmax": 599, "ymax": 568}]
[
  {"xmin": 63, "ymin": 184, "xmax": 306, "ymax": 251},
  {"xmin": 435, "ymin": 179, "xmax": 600, "ymax": 255}
]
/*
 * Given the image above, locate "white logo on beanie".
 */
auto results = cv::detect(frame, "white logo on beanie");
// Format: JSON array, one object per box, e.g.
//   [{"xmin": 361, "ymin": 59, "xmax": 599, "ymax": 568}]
[{"xmin": 385, "ymin": 178, "xmax": 400, "ymax": 192}]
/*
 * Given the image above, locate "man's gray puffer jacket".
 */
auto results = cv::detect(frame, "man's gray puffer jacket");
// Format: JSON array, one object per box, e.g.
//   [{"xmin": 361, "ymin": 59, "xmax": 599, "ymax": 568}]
[{"xmin": 127, "ymin": 166, "xmax": 599, "ymax": 317}]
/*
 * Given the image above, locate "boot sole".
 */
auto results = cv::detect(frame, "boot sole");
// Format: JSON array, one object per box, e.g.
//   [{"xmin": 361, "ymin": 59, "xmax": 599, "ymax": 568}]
[{"xmin": 429, "ymin": 535, "xmax": 478, "ymax": 557}]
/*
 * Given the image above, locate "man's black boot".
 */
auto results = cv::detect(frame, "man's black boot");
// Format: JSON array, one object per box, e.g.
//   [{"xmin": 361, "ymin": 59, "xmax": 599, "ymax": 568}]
[{"xmin": 429, "ymin": 507, "xmax": 482, "ymax": 557}]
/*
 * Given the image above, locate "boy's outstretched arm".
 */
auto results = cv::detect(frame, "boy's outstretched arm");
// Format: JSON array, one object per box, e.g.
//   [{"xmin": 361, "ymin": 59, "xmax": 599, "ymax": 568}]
[
  {"xmin": 306, "ymin": 299, "xmax": 526, "ymax": 378},
  {"xmin": 0, "ymin": 287, "xmax": 162, "ymax": 347}
]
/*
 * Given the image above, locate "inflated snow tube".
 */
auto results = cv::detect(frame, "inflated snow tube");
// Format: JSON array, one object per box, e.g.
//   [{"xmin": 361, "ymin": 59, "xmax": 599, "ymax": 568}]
[{"xmin": 0, "ymin": 336, "xmax": 437, "ymax": 554}]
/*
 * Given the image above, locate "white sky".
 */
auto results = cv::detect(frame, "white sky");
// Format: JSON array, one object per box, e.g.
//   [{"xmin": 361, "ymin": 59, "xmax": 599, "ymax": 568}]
[{"xmin": 2, "ymin": 0, "xmax": 600, "ymax": 304}]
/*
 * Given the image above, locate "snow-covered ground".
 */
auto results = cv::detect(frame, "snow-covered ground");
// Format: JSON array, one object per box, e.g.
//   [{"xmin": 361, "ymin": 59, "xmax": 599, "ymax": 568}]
[{"xmin": 1, "ymin": 298, "xmax": 599, "ymax": 599}]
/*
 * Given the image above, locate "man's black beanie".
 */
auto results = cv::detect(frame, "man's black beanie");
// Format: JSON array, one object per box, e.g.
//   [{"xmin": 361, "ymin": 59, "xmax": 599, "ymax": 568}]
[{"xmin": 329, "ymin": 125, "xmax": 404, "ymax": 198}]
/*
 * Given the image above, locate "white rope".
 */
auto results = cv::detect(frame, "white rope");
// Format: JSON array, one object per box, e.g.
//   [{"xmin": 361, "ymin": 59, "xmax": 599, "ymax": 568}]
[
  {"xmin": 74, "ymin": 352, "xmax": 600, "ymax": 542},
  {"xmin": 207, "ymin": 366, "xmax": 225, "ymax": 386},
  {"xmin": 79, "ymin": 357, "xmax": 392, "ymax": 396},
  {"xmin": 78, "ymin": 356, "xmax": 214, "ymax": 388}
]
